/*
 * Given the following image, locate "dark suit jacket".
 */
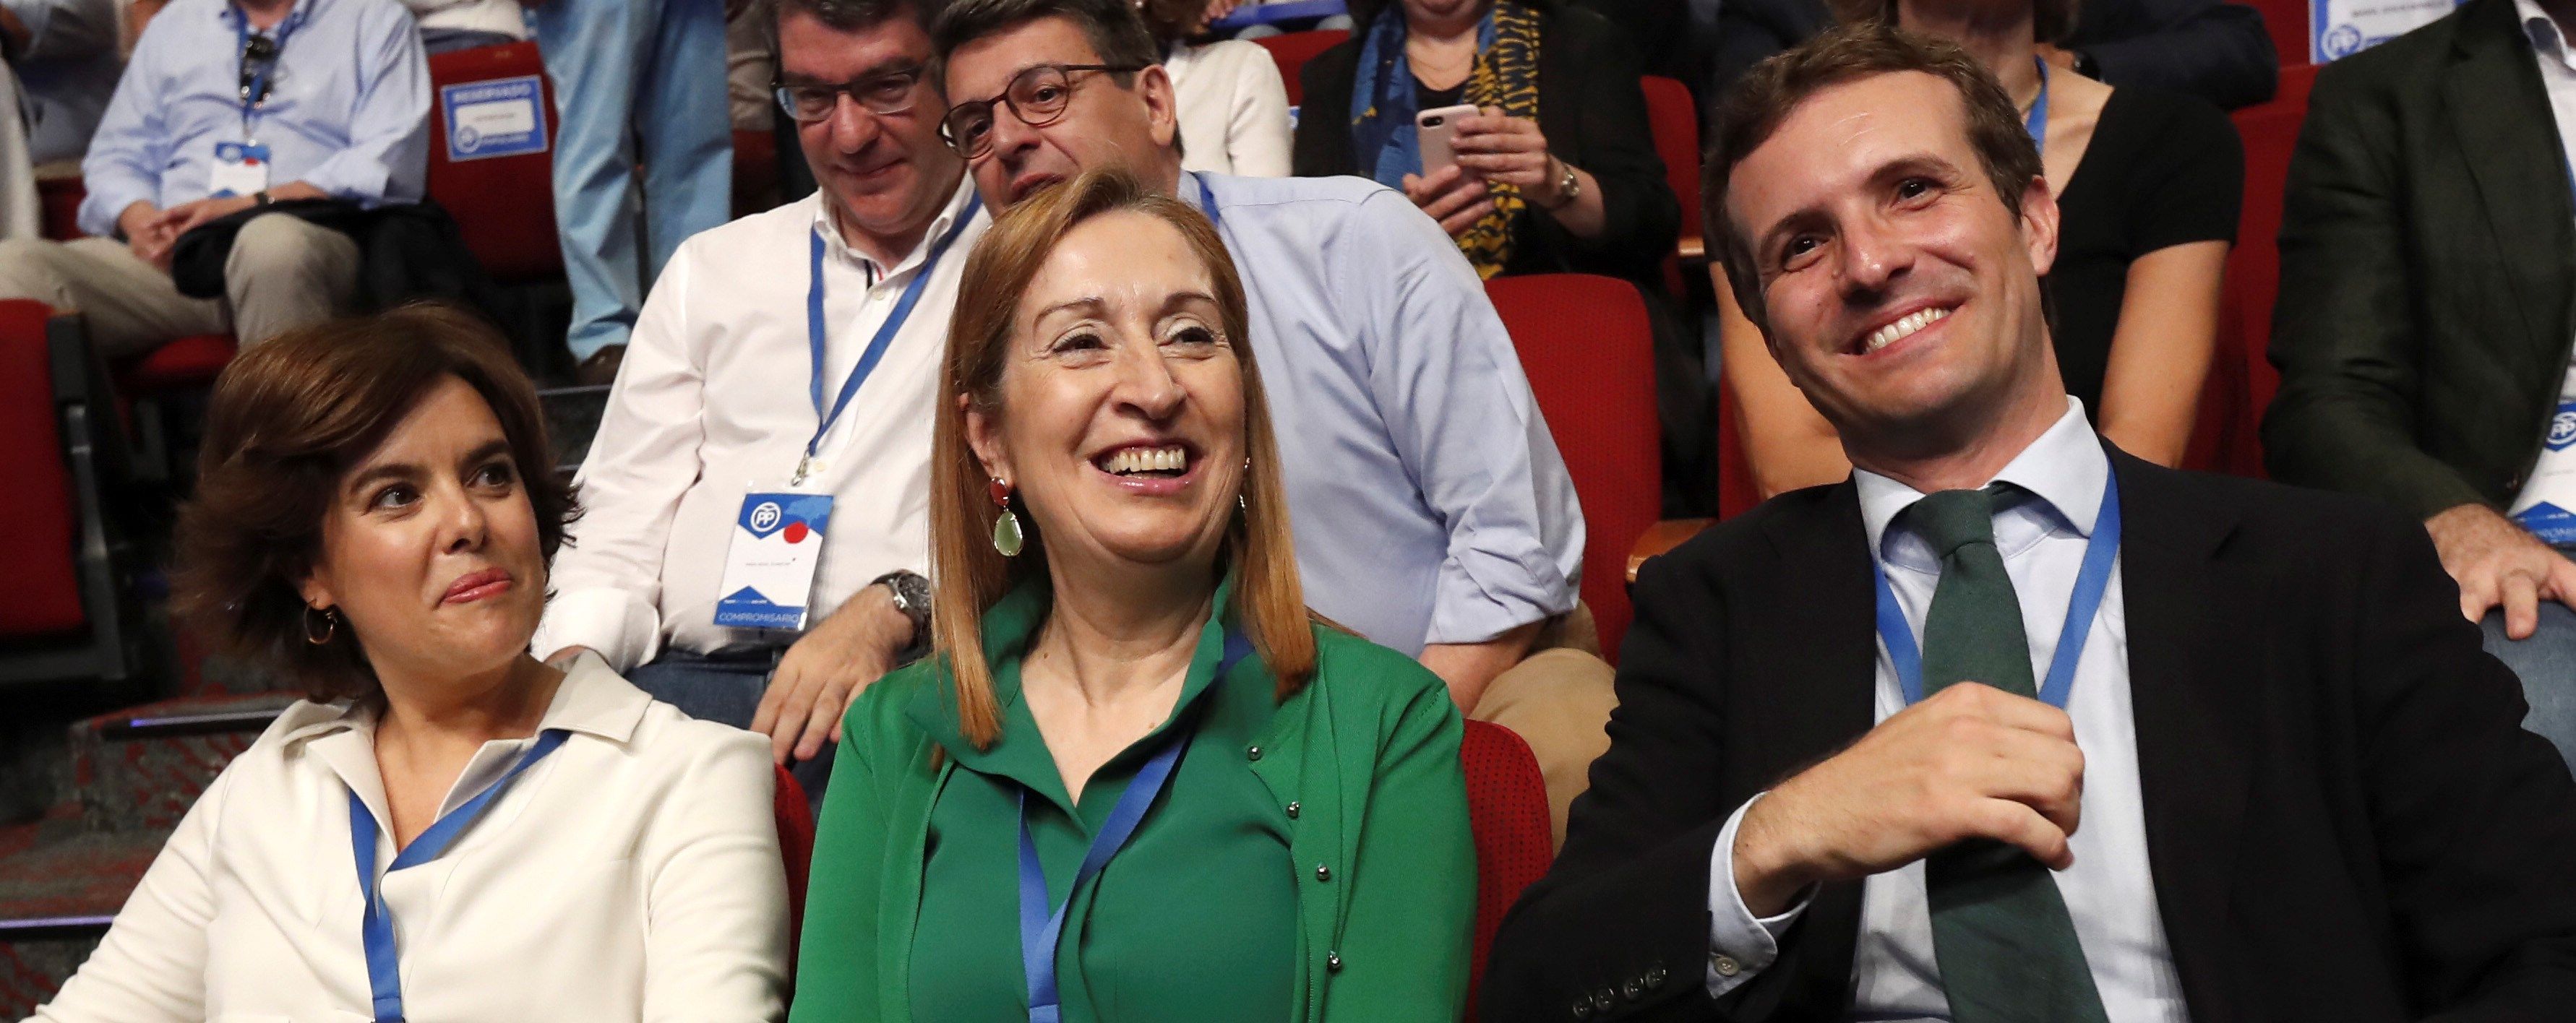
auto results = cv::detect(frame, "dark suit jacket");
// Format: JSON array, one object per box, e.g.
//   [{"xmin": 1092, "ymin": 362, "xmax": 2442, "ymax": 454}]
[
  {"xmin": 1292, "ymin": 2, "xmax": 1683, "ymax": 293},
  {"xmin": 1483, "ymin": 449, "xmax": 2576, "ymax": 1022},
  {"xmin": 2264, "ymin": 0, "xmax": 2572, "ymax": 522},
  {"xmin": 1705, "ymin": 0, "xmax": 2278, "ymax": 111}
]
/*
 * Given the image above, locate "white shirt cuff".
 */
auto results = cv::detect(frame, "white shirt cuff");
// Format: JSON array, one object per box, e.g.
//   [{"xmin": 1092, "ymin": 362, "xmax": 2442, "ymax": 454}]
[
  {"xmin": 1705, "ymin": 794, "xmax": 1811, "ymax": 998},
  {"xmin": 533, "ymin": 587, "xmax": 663, "ymax": 673}
]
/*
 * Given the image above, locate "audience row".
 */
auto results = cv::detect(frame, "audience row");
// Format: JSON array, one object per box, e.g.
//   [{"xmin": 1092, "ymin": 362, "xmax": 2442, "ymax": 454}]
[{"xmin": 19, "ymin": 0, "xmax": 2576, "ymax": 1019}]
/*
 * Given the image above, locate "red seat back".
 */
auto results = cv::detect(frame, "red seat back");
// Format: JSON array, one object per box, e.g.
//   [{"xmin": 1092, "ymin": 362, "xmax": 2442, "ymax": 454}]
[
  {"xmin": 38, "ymin": 175, "xmax": 85, "ymax": 241},
  {"xmin": 1717, "ymin": 380, "xmax": 1759, "ymax": 519},
  {"xmin": 114, "ymin": 333, "xmax": 238, "ymax": 397},
  {"xmin": 1639, "ymin": 76, "xmax": 1701, "ymax": 301},
  {"xmin": 2212, "ymin": 64, "xmax": 2317, "ymax": 477},
  {"xmin": 2248, "ymin": 0, "xmax": 2314, "ymax": 69},
  {"xmin": 0, "ymin": 301, "xmax": 85, "ymax": 638},
  {"xmin": 1485, "ymin": 274, "xmax": 1661, "ymax": 661},
  {"xmin": 426, "ymin": 43, "xmax": 564, "ymax": 284},
  {"xmin": 1254, "ymin": 29, "xmax": 1351, "ymax": 108},
  {"xmin": 773, "ymin": 764, "xmax": 815, "ymax": 970},
  {"xmin": 1460, "ymin": 719, "xmax": 1550, "ymax": 1023}
]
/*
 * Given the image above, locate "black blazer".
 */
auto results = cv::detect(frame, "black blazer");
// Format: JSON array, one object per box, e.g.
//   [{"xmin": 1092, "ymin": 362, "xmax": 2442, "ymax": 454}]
[
  {"xmin": 1291, "ymin": 3, "xmax": 1681, "ymax": 292},
  {"xmin": 2264, "ymin": 0, "xmax": 2575, "ymax": 522},
  {"xmin": 1484, "ymin": 449, "xmax": 2576, "ymax": 1022}
]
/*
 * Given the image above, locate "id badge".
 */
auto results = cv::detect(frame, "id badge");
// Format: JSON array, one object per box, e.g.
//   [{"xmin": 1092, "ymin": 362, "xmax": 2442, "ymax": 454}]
[
  {"xmin": 209, "ymin": 142, "xmax": 272, "ymax": 198},
  {"xmin": 712, "ymin": 491, "xmax": 836, "ymax": 629},
  {"xmin": 2512, "ymin": 400, "xmax": 2576, "ymax": 545}
]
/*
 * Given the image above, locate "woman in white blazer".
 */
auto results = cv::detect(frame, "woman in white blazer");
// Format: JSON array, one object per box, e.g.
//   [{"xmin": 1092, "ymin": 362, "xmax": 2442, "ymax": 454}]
[
  {"xmin": 25, "ymin": 306, "xmax": 791, "ymax": 1023},
  {"xmin": 1137, "ymin": 0, "xmax": 1295, "ymax": 176}
]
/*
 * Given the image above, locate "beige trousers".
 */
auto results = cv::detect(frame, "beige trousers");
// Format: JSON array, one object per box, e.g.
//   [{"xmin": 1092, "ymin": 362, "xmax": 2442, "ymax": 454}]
[
  {"xmin": 1467, "ymin": 606, "xmax": 1620, "ymax": 850},
  {"xmin": 0, "ymin": 212, "xmax": 359, "ymax": 356}
]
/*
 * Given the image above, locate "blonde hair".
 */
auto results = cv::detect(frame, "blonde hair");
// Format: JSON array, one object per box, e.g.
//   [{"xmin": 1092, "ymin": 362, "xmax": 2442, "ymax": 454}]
[{"xmin": 929, "ymin": 168, "xmax": 1318, "ymax": 750}]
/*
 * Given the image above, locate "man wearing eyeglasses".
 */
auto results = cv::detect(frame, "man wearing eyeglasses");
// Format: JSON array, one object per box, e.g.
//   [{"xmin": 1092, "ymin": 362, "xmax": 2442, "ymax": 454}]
[
  {"xmin": 534, "ymin": 0, "xmax": 974, "ymax": 807},
  {"xmin": 932, "ymin": 0, "xmax": 1610, "ymax": 845},
  {"xmin": 0, "ymin": 0, "xmax": 426, "ymax": 355}
]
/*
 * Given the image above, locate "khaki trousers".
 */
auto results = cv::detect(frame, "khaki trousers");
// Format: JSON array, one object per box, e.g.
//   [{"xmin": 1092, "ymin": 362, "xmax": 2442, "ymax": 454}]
[
  {"xmin": 1467, "ymin": 605, "xmax": 1619, "ymax": 850},
  {"xmin": 0, "ymin": 212, "xmax": 359, "ymax": 356}
]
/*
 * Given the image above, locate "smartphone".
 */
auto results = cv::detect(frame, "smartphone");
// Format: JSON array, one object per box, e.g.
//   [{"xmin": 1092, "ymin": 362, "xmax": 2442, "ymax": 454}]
[{"xmin": 1415, "ymin": 104, "xmax": 1481, "ymax": 176}]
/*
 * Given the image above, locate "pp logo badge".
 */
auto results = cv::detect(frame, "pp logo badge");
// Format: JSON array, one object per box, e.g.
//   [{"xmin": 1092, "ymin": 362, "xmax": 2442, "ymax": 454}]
[
  {"xmin": 750, "ymin": 501, "xmax": 784, "ymax": 532},
  {"xmin": 2322, "ymin": 24, "xmax": 2364, "ymax": 60},
  {"xmin": 2549, "ymin": 410, "xmax": 2576, "ymax": 452}
]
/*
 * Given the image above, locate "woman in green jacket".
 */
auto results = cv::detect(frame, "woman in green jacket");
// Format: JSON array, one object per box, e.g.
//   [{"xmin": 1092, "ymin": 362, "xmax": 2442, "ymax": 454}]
[{"xmin": 789, "ymin": 168, "xmax": 1475, "ymax": 1023}]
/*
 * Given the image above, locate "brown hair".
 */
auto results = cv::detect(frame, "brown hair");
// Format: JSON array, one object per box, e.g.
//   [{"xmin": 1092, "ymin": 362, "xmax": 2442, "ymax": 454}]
[
  {"xmin": 930, "ymin": 167, "xmax": 1315, "ymax": 749},
  {"xmin": 1826, "ymin": 0, "xmax": 2080, "ymax": 45},
  {"xmin": 1705, "ymin": 23, "xmax": 2043, "ymax": 330},
  {"xmin": 171, "ymin": 304, "xmax": 578, "ymax": 702},
  {"xmin": 1133, "ymin": 0, "xmax": 1203, "ymax": 46}
]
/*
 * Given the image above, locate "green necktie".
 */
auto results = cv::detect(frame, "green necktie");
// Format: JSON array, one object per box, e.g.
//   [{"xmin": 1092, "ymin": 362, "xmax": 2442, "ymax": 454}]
[{"xmin": 1906, "ymin": 486, "xmax": 2111, "ymax": 1023}]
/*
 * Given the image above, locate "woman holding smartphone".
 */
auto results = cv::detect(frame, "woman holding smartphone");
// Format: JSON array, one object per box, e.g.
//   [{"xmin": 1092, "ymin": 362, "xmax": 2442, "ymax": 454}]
[{"xmin": 1289, "ymin": 0, "xmax": 1678, "ymax": 290}]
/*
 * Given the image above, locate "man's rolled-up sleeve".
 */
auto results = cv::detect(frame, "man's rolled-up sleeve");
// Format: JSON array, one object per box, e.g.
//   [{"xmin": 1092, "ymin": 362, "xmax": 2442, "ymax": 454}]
[
  {"xmin": 73, "ymin": 21, "xmax": 170, "ymax": 235},
  {"xmin": 294, "ymin": 3, "xmax": 428, "ymax": 207},
  {"xmin": 1344, "ymin": 189, "xmax": 1585, "ymax": 646}
]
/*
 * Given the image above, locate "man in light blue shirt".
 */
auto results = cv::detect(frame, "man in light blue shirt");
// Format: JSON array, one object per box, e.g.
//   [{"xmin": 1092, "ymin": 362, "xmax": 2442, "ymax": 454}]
[
  {"xmin": 931, "ymin": 0, "xmax": 1610, "ymax": 838},
  {"xmin": 0, "ymin": 0, "xmax": 428, "ymax": 355}
]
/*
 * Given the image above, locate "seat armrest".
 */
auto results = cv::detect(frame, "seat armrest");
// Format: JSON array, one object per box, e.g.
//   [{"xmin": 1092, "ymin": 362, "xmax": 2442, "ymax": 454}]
[
  {"xmin": 1678, "ymin": 236, "xmax": 1705, "ymax": 263},
  {"xmin": 1627, "ymin": 518, "xmax": 1714, "ymax": 583}
]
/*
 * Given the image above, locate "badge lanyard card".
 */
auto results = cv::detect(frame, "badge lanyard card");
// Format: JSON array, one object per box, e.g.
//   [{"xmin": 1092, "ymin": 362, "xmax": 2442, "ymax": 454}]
[
  {"xmin": 712, "ymin": 207, "xmax": 980, "ymax": 629},
  {"xmin": 212, "ymin": 9, "xmax": 300, "ymax": 197}
]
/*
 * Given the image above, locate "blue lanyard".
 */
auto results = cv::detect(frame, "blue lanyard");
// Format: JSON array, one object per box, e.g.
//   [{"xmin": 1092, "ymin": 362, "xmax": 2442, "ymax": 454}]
[
  {"xmin": 233, "ymin": 4, "xmax": 302, "ymax": 135},
  {"xmin": 1193, "ymin": 173, "xmax": 1221, "ymax": 233},
  {"xmin": 348, "ymin": 728, "xmax": 570, "ymax": 1023},
  {"xmin": 2025, "ymin": 57, "xmax": 2050, "ymax": 150},
  {"xmin": 798, "ymin": 204, "xmax": 981, "ymax": 485},
  {"xmin": 1017, "ymin": 631, "xmax": 1252, "ymax": 1023},
  {"xmin": 1872, "ymin": 473, "xmax": 2120, "ymax": 709}
]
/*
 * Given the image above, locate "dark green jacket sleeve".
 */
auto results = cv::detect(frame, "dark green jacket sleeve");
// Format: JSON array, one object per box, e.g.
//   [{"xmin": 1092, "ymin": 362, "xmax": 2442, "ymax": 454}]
[
  {"xmin": 2262, "ymin": 59, "xmax": 2492, "ymax": 521},
  {"xmin": 1323, "ymin": 663, "xmax": 1474, "ymax": 1022},
  {"xmin": 789, "ymin": 683, "xmax": 906, "ymax": 1022}
]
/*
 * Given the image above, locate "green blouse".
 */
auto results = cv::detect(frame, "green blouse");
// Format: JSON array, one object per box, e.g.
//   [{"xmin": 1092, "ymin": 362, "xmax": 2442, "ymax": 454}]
[{"xmin": 790, "ymin": 574, "xmax": 1474, "ymax": 1023}]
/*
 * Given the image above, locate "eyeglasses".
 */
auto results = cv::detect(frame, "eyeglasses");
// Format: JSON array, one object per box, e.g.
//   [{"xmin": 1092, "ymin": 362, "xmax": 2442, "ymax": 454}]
[
  {"xmin": 938, "ymin": 64, "xmax": 1143, "ymax": 159},
  {"xmin": 238, "ymin": 34, "xmax": 281, "ymax": 108},
  {"xmin": 773, "ymin": 66, "xmax": 927, "ymax": 124}
]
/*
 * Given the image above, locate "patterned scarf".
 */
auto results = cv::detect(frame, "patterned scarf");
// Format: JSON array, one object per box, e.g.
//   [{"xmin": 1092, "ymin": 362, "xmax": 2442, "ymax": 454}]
[{"xmin": 1347, "ymin": 1, "xmax": 1543, "ymax": 278}]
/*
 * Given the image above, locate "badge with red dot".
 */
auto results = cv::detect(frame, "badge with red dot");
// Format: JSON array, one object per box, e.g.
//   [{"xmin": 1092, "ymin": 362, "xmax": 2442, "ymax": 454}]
[{"xmin": 713, "ymin": 492, "xmax": 837, "ymax": 630}]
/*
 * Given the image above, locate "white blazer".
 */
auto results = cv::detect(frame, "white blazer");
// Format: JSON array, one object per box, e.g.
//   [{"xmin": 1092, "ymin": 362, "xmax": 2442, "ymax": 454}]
[
  {"xmin": 1167, "ymin": 39, "xmax": 1295, "ymax": 178},
  {"xmin": 27, "ymin": 657, "xmax": 790, "ymax": 1022}
]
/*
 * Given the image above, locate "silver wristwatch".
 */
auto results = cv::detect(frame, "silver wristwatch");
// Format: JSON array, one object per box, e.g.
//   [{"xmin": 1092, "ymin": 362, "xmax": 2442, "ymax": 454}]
[{"xmin": 871, "ymin": 569, "xmax": 932, "ymax": 661}]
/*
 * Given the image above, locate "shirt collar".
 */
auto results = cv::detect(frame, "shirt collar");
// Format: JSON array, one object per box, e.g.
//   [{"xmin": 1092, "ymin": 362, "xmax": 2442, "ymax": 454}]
[
  {"xmin": 1855, "ymin": 397, "xmax": 2108, "ymax": 568},
  {"xmin": 905, "ymin": 569, "xmax": 1273, "ymax": 812},
  {"xmin": 275, "ymin": 652, "xmax": 656, "ymax": 749},
  {"xmin": 220, "ymin": 0, "xmax": 317, "ymax": 33},
  {"xmin": 810, "ymin": 170, "xmax": 979, "ymax": 282}
]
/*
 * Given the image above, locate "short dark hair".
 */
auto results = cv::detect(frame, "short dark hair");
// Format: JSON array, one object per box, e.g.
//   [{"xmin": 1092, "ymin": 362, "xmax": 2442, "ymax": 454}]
[
  {"xmin": 929, "ymin": 0, "xmax": 1160, "ymax": 87},
  {"xmin": 1705, "ymin": 24, "xmax": 2042, "ymax": 329},
  {"xmin": 171, "ymin": 304, "xmax": 578, "ymax": 703},
  {"xmin": 765, "ymin": 0, "xmax": 929, "ymax": 57}
]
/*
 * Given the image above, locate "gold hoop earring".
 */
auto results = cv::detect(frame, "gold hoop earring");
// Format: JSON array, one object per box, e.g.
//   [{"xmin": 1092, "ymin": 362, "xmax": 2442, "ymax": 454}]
[{"xmin": 304, "ymin": 605, "xmax": 338, "ymax": 645}]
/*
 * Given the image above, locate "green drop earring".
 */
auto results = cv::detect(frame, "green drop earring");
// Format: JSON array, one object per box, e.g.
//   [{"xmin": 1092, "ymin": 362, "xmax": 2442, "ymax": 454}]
[{"xmin": 989, "ymin": 477, "xmax": 1024, "ymax": 557}]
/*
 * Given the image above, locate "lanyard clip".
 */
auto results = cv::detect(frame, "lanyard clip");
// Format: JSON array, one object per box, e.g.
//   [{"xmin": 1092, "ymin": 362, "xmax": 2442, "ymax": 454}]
[{"xmin": 791, "ymin": 455, "xmax": 813, "ymax": 488}]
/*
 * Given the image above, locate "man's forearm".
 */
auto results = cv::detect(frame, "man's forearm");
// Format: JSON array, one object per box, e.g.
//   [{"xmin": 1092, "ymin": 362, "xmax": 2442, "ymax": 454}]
[{"xmin": 1420, "ymin": 620, "xmax": 1543, "ymax": 714}]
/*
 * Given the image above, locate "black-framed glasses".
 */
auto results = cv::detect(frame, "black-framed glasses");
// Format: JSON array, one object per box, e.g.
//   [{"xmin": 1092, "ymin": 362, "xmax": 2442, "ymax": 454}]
[
  {"xmin": 238, "ymin": 33, "xmax": 281, "ymax": 107},
  {"xmin": 773, "ymin": 66, "xmax": 927, "ymax": 124},
  {"xmin": 938, "ymin": 64, "xmax": 1143, "ymax": 159}
]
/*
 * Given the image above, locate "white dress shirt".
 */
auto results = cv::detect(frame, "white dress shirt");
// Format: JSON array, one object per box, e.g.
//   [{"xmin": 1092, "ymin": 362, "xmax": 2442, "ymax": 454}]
[
  {"xmin": 1703, "ymin": 400, "xmax": 2190, "ymax": 1022},
  {"xmin": 1167, "ymin": 39, "xmax": 1293, "ymax": 178},
  {"xmin": 29, "ymin": 657, "xmax": 791, "ymax": 1022},
  {"xmin": 535, "ymin": 176, "xmax": 986, "ymax": 670}
]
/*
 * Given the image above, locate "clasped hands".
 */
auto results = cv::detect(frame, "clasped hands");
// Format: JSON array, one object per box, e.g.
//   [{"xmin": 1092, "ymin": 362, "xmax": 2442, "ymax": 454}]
[
  {"xmin": 1732, "ymin": 683, "xmax": 2087, "ymax": 917},
  {"xmin": 117, "ymin": 196, "xmax": 265, "ymax": 272},
  {"xmin": 1400, "ymin": 108, "xmax": 1564, "ymax": 238}
]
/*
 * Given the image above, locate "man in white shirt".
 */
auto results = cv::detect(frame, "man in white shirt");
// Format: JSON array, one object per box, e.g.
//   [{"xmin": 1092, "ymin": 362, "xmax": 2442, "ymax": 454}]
[
  {"xmin": 535, "ymin": 0, "xmax": 975, "ymax": 798},
  {"xmin": 1486, "ymin": 25, "xmax": 2576, "ymax": 1022}
]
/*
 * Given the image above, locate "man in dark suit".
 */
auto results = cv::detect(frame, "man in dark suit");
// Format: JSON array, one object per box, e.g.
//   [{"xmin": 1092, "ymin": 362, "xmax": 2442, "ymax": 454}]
[
  {"xmin": 1486, "ymin": 24, "xmax": 2576, "ymax": 1023},
  {"xmin": 1705, "ymin": 0, "xmax": 2280, "ymax": 111},
  {"xmin": 2266, "ymin": 0, "xmax": 2576, "ymax": 772}
]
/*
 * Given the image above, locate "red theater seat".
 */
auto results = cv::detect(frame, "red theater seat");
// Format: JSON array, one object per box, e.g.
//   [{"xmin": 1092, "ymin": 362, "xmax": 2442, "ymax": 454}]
[
  {"xmin": 1254, "ymin": 29, "xmax": 1350, "ymax": 108},
  {"xmin": 2212, "ymin": 63, "xmax": 2319, "ymax": 477},
  {"xmin": 37, "ymin": 173, "xmax": 85, "ymax": 241},
  {"xmin": 426, "ymin": 43, "xmax": 564, "ymax": 285},
  {"xmin": 1461, "ymin": 719, "xmax": 1550, "ymax": 1023},
  {"xmin": 773, "ymin": 765, "xmax": 815, "ymax": 968},
  {"xmin": 114, "ymin": 333, "xmax": 238, "ymax": 395},
  {"xmin": 1, "ymin": 307, "xmax": 143, "ymax": 683},
  {"xmin": 0, "ymin": 301, "xmax": 86, "ymax": 641},
  {"xmin": 1639, "ymin": 75, "xmax": 1703, "ymax": 302},
  {"xmin": 2250, "ymin": 0, "xmax": 2314, "ymax": 69},
  {"xmin": 1486, "ymin": 274, "xmax": 1661, "ymax": 660}
]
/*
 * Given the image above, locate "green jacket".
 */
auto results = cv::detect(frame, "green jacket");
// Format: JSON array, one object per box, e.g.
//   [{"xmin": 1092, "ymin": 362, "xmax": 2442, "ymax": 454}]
[
  {"xmin": 788, "ymin": 583, "xmax": 1474, "ymax": 1023},
  {"xmin": 2265, "ymin": 0, "xmax": 2576, "ymax": 518}
]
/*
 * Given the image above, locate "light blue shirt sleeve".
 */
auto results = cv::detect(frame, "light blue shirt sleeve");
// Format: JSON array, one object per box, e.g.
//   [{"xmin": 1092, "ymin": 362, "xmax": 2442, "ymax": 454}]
[
  {"xmin": 293, "ymin": 1, "xmax": 428, "ymax": 205},
  {"xmin": 1705, "ymin": 794, "xmax": 1811, "ymax": 998},
  {"xmin": 1336, "ymin": 188, "xmax": 1585, "ymax": 645},
  {"xmin": 74, "ymin": 12, "xmax": 169, "ymax": 236}
]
